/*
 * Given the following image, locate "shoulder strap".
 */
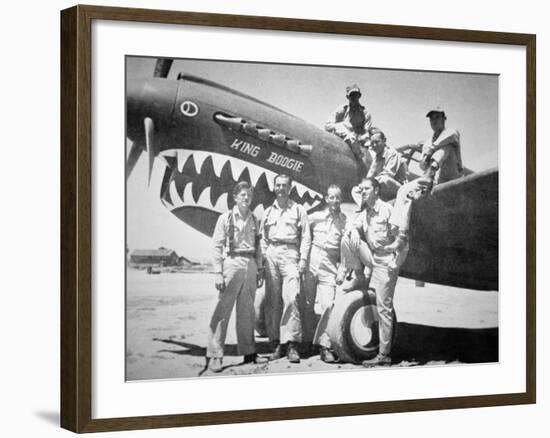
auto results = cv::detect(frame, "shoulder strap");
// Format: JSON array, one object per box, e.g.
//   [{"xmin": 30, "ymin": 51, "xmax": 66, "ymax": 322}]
[
  {"xmin": 262, "ymin": 205, "xmax": 273, "ymax": 239},
  {"xmin": 227, "ymin": 211, "xmax": 235, "ymax": 255}
]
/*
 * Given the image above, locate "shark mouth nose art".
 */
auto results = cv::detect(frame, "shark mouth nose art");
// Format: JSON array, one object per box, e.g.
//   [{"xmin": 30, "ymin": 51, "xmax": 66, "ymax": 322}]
[{"xmin": 159, "ymin": 149, "xmax": 323, "ymax": 218}]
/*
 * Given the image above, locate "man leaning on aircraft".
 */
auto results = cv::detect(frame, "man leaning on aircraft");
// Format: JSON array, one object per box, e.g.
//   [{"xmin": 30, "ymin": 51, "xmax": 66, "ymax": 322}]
[
  {"xmin": 260, "ymin": 174, "xmax": 311, "ymax": 364},
  {"xmin": 337, "ymin": 177, "xmax": 409, "ymax": 367}
]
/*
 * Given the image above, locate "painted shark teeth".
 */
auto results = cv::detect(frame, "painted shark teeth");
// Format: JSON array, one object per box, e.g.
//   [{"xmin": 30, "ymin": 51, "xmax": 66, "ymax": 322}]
[
  {"xmin": 192, "ymin": 151, "xmax": 209, "ymax": 172},
  {"xmin": 183, "ymin": 182, "xmax": 194, "ymax": 204},
  {"xmin": 177, "ymin": 150, "xmax": 192, "ymax": 173},
  {"xmin": 197, "ymin": 187, "xmax": 212, "ymax": 208},
  {"xmin": 165, "ymin": 182, "xmax": 230, "ymax": 213},
  {"xmin": 213, "ymin": 193, "xmax": 229, "ymax": 212},
  {"xmin": 247, "ymin": 165, "xmax": 265, "ymax": 186},
  {"xmin": 169, "ymin": 180, "xmax": 185, "ymax": 208},
  {"xmin": 163, "ymin": 149, "xmax": 323, "ymax": 213},
  {"xmin": 211, "ymin": 153, "xmax": 226, "ymax": 177},
  {"xmin": 295, "ymin": 182, "xmax": 309, "ymax": 198}
]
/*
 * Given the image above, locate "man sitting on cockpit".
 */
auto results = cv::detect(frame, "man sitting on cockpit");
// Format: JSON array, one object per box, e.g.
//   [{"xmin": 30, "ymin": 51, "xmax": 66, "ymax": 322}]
[{"xmin": 391, "ymin": 106, "xmax": 464, "ymax": 235}]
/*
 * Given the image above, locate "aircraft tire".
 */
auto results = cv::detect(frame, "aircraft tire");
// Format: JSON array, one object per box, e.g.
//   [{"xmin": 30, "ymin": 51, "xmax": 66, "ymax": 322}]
[{"xmin": 328, "ymin": 289, "xmax": 397, "ymax": 364}]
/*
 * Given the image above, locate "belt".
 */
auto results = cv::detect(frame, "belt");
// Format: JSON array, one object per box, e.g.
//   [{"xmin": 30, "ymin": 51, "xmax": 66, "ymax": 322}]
[
  {"xmin": 268, "ymin": 240, "xmax": 298, "ymax": 247},
  {"xmin": 313, "ymin": 243, "xmax": 340, "ymax": 253},
  {"xmin": 228, "ymin": 250, "xmax": 256, "ymax": 258}
]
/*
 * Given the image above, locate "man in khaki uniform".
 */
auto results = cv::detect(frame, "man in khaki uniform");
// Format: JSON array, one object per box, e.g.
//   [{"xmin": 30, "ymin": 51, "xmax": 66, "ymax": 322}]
[
  {"xmin": 302, "ymin": 185, "xmax": 347, "ymax": 363},
  {"xmin": 420, "ymin": 107, "xmax": 463, "ymax": 185},
  {"xmin": 260, "ymin": 174, "xmax": 311, "ymax": 363},
  {"xmin": 366, "ymin": 128, "xmax": 408, "ymax": 201},
  {"xmin": 325, "ymin": 84, "xmax": 373, "ymax": 170},
  {"xmin": 392, "ymin": 107, "xmax": 463, "ymax": 232},
  {"xmin": 206, "ymin": 181, "xmax": 267, "ymax": 372},
  {"xmin": 337, "ymin": 178, "xmax": 409, "ymax": 367}
]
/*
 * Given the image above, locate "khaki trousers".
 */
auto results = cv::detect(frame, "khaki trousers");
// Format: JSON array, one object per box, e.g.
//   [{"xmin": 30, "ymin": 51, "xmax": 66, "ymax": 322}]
[
  {"xmin": 302, "ymin": 246, "xmax": 340, "ymax": 348},
  {"xmin": 206, "ymin": 256, "xmax": 257, "ymax": 358},
  {"xmin": 340, "ymin": 235, "xmax": 400, "ymax": 355},
  {"xmin": 264, "ymin": 244, "xmax": 302, "ymax": 344}
]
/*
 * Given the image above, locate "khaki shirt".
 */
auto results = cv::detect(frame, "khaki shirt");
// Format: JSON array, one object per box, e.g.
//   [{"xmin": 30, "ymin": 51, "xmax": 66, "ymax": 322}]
[
  {"xmin": 422, "ymin": 127, "xmax": 463, "ymax": 183},
  {"xmin": 367, "ymin": 146, "xmax": 408, "ymax": 184},
  {"xmin": 308, "ymin": 209, "xmax": 347, "ymax": 252},
  {"xmin": 212, "ymin": 206, "xmax": 260, "ymax": 273},
  {"xmin": 325, "ymin": 103, "xmax": 372, "ymax": 134},
  {"xmin": 261, "ymin": 199, "xmax": 311, "ymax": 262},
  {"xmin": 352, "ymin": 199, "xmax": 398, "ymax": 253}
]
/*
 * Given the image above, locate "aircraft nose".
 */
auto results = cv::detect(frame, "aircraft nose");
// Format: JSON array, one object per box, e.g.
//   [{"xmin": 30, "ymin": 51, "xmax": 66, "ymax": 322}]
[
  {"xmin": 126, "ymin": 78, "xmax": 180, "ymax": 181},
  {"xmin": 126, "ymin": 77, "xmax": 179, "ymax": 145}
]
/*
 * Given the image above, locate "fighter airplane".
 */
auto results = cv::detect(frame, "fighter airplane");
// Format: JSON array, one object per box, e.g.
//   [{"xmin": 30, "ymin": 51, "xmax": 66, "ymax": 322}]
[{"xmin": 126, "ymin": 58, "xmax": 498, "ymax": 363}]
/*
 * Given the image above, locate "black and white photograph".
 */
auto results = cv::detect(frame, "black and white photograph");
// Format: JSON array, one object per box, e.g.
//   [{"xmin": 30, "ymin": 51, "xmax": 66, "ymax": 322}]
[{"xmin": 126, "ymin": 56, "xmax": 498, "ymax": 380}]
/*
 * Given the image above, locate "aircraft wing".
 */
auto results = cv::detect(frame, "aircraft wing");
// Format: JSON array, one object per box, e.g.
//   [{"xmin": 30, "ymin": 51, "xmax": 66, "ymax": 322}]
[{"xmin": 399, "ymin": 168, "xmax": 498, "ymax": 291}]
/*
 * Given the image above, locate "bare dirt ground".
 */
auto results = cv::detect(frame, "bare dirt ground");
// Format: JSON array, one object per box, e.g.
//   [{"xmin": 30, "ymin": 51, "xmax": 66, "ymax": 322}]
[{"xmin": 126, "ymin": 269, "xmax": 498, "ymax": 381}]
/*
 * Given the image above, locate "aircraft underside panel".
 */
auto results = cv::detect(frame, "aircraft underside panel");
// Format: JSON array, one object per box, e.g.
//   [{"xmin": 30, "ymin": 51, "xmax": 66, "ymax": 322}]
[{"xmin": 399, "ymin": 168, "xmax": 499, "ymax": 291}]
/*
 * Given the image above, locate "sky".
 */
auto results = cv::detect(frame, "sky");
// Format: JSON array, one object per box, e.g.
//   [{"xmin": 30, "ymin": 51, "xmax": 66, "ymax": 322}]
[{"xmin": 126, "ymin": 57, "xmax": 498, "ymax": 260}]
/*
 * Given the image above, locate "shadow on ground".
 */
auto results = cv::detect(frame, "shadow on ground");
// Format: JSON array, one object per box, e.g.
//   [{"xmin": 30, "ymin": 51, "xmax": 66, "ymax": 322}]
[
  {"xmin": 392, "ymin": 322, "xmax": 498, "ymax": 365},
  {"xmin": 153, "ymin": 337, "xmax": 321, "ymax": 359},
  {"xmin": 154, "ymin": 338, "xmax": 276, "ymax": 357},
  {"xmin": 154, "ymin": 322, "xmax": 498, "ymax": 366}
]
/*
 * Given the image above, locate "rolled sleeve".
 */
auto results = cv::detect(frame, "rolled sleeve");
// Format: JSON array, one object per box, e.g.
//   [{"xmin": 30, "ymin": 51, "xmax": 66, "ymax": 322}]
[{"xmin": 432, "ymin": 128, "xmax": 460, "ymax": 150}]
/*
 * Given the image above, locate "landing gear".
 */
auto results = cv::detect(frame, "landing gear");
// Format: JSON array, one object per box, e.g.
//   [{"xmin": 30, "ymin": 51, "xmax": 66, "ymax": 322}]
[{"xmin": 327, "ymin": 289, "xmax": 397, "ymax": 364}]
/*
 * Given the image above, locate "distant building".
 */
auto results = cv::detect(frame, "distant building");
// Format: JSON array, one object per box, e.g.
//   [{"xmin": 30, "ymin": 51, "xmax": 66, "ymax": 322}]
[
  {"xmin": 129, "ymin": 247, "xmax": 179, "ymax": 267},
  {"xmin": 178, "ymin": 255, "xmax": 200, "ymax": 267}
]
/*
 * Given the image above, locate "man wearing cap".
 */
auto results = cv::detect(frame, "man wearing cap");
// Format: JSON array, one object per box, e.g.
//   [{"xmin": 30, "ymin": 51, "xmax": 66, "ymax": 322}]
[
  {"xmin": 391, "ymin": 107, "xmax": 464, "ymax": 233},
  {"xmin": 420, "ymin": 107, "xmax": 463, "ymax": 186},
  {"xmin": 260, "ymin": 174, "xmax": 311, "ymax": 364},
  {"xmin": 364, "ymin": 127, "xmax": 408, "ymax": 201},
  {"xmin": 325, "ymin": 84, "xmax": 373, "ymax": 168},
  {"xmin": 206, "ymin": 181, "xmax": 267, "ymax": 373},
  {"xmin": 301, "ymin": 184, "xmax": 347, "ymax": 363}
]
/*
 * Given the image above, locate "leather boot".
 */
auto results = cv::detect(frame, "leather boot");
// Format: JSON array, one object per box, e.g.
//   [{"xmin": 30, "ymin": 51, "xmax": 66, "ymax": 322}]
[
  {"xmin": 270, "ymin": 341, "xmax": 286, "ymax": 360},
  {"xmin": 287, "ymin": 342, "xmax": 301, "ymax": 363},
  {"xmin": 320, "ymin": 347, "xmax": 337, "ymax": 363}
]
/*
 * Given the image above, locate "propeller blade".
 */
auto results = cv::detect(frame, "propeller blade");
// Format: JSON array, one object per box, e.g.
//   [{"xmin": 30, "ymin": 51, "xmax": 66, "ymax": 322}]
[
  {"xmin": 153, "ymin": 58, "xmax": 173, "ymax": 78},
  {"xmin": 126, "ymin": 140, "xmax": 143, "ymax": 181},
  {"xmin": 144, "ymin": 117, "xmax": 157, "ymax": 185}
]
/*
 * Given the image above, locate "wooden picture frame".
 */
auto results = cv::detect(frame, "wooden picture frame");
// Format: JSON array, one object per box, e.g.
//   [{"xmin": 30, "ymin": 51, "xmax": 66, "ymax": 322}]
[{"xmin": 61, "ymin": 4, "xmax": 536, "ymax": 433}]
